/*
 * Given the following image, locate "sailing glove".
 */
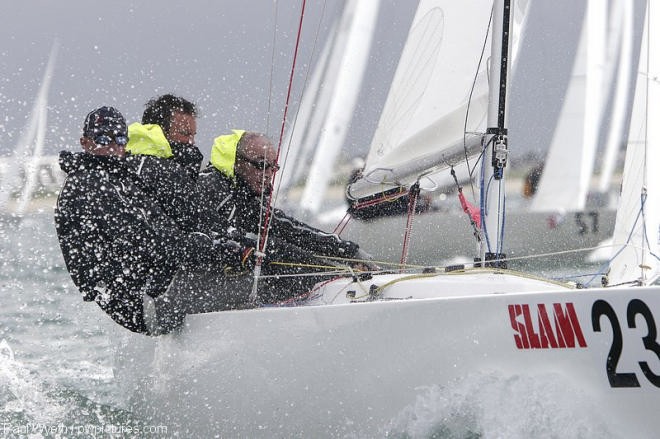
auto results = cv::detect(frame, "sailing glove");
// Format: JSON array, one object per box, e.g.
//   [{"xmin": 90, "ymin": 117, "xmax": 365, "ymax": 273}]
[{"xmin": 214, "ymin": 238, "xmax": 256, "ymax": 272}]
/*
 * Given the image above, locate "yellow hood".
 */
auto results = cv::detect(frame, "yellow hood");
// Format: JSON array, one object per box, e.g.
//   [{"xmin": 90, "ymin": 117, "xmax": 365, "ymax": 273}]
[
  {"xmin": 209, "ymin": 129, "xmax": 245, "ymax": 178},
  {"xmin": 125, "ymin": 123, "xmax": 173, "ymax": 158}
]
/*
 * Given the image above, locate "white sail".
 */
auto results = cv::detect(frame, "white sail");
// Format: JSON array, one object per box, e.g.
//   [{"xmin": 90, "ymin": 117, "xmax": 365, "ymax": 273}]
[
  {"xmin": 348, "ymin": 0, "xmax": 530, "ymax": 201},
  {"xmin": 0, "ymin": 41, "xmax": 58, "ymax": 214},
  {"xmin": 607, "ymin": 1, "xmax": 660, "ymax": 286},
  {"xmin": 298, "ymin": 0, "xmax": 380, "ymax": 214},
  {"xmin": 530, "ymin": 1, "xmax": 606, "ymax": 213},
  {"xmin": 597, "ymin": 0, "xmax": 635, "ymax": 194},
  {"xmin": 276, "ymin": 18, "xmax": 338, "ymax": 198}
]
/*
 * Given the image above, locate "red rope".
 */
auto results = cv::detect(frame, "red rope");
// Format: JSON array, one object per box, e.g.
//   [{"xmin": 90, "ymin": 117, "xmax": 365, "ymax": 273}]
[
  {"xmin": 350, "ymin": 190, "xmax": 407, "ymax": 211},
  {"xmin": 258, "ymin": 0, "xmax": 307, "ymax": 256},
  {"xmin": 399, "ymin": 184, "xmax": 420, "ymax": 270},
  {"xmin": 334, "ymin": 190, "xmax": 407, "ymax": 236},
  {"xmin": 333, "ymin": 211, "xmax": 353, "ymax": 235}
]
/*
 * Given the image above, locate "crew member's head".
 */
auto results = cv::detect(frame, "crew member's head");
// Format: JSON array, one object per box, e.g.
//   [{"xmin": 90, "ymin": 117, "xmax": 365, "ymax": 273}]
[
  {"xmin": 80, "ymin": 106, "xmax": 129, "ymax": 157},
  {"xmin": 209, "ymin": 130, "xmax": 280, "ymax": 194},
  {"xmin": 142, "ymin": 94, "xmax": 197, "ymax": 146}
]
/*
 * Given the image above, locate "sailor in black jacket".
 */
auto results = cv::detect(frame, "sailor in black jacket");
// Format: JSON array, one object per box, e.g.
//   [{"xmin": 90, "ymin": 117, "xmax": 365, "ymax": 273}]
[
  {"xmin": 122, "ymin": 95, "xmax": 254, "ymax": 242},
  {"xmin": 123, "ymin": 122, "xmax": 325, "ymax": 302},
  {"xmin": 123, "ymin": 122, "xmax": 211, "ymax": 233},
  {"xmin": 123, "ymin": 95, "xmax": 209, "ymax": 233},
  {"xmin": 197, "ymin": 130, "xmax": 376, "ymax": 301},
  {"xmin": 55, "ymin": 107, "xmax": 251, "ymax": 334},
  {"xmin": 140, "ymin": 94, "xmax": 203, "ymax": 180}
]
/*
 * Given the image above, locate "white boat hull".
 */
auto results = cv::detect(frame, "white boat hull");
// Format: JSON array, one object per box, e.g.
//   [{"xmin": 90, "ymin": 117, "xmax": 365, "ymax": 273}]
[{"xmin": 114, "ymin": 271, "xmax": 660, "ymax": 437}]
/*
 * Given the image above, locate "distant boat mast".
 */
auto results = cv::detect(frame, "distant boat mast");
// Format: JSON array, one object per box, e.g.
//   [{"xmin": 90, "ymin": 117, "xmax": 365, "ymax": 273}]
[{"xmin": 0, "ymin": 40, "xmax": 59, "ymax": 214}]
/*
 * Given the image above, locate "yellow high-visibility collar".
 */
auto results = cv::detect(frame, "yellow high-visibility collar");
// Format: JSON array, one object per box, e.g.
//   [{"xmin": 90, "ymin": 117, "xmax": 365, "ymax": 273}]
[
  {"xmin": 125, "ymin": 123, "xmax": 173, "ymax": 158},
  {"xmin": 210, "ymin": 129, "xmax": 246, "ymax": 178}
]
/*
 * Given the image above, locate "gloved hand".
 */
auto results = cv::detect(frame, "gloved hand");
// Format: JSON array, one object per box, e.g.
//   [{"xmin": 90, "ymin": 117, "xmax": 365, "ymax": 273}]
[
  {"xmin": 214, "ymin": 238, "xmax": 256, "ymax": 272},
  {"xmin": 353, "ymin": 248, "xmax": 380, "ymax": 271}
]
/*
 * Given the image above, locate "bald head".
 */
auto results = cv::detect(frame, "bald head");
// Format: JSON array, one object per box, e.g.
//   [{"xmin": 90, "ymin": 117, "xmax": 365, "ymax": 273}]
[{"xmin": 234, "ymin": 132, "xmax": 279, "ymax": 194}]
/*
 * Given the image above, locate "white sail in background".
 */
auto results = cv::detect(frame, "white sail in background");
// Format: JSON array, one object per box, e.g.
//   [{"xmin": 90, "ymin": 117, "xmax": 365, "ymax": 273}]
[
  {"xmin": 348, "ymin": 0, "xmax": 530, "ymax": 201},
  {"xmin": 530, "ymin": 1, "xmax": 605, "ymax": 213},
  {"xmin": 597, "ymin": 0, "xmax": 634, "ymax": 194},
  {"xmin": 607, "ymin": 1, "xmax": 660, "ymax": 286},
  {"xmin": 0, "ymin": 41, "xmax": 58, "ymax": 214},
  {"xmin": 276, "ymin": 18, "xmax": 338, "ymax": 198},
  {"xmin": 298, "ymin": 0, "xmax": 380, "ymax": 214}
]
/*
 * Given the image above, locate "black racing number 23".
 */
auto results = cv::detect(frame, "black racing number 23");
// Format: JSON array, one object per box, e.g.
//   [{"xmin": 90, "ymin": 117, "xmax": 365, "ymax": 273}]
[{"xmin": 592, "ymin": 299, "xmax": 660, "ymax": 388}]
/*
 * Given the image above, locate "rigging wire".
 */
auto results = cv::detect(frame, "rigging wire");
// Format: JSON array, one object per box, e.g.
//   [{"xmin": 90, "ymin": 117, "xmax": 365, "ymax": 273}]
[
  {"xmin": 261, "ymin": 0, "xmax": 330, "ymax": 268},
  {"xmin": 480, "ymin": 156, "xmax": 507, "ymax": 257},
  {"xmin": 251, "ymin": 0, "xmax": 283, "ymax": 281},
  {"xmin": 497, "ymin": 178, "xmax": 506, "ymax": 256},
  {"xmin": 333, "ymin": 211, "xmax": 352, "ymax": 235},
  {"xmin": 272, "ymin": 0, "xmax": 329, "ymax": 209},
  {"xmin": 249, "ymin": 0, "xmax": 309, "ymax": 301},
  {"xmin": 479, "ymin": 135, "xmax": 497, "ymax": 252},
  {"xmin": 265, "ymin": 0, "xmax": 280, "ymax": 135},
  {"xmin": 586, "ymin": 203, "xmax": 644, "ymax": 287},
  {"xmin": 261, "ymin": 0, "xmax": 308, "ymax": 242},
  {"xmin": 463, "ymin": 5, "xmax": 494, "ymax": 201}
]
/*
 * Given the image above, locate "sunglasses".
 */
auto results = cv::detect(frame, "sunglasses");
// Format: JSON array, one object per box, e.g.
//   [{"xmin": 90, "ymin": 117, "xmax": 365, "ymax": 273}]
[
  {"xmin": 94, "ymin": 134, "xmax": 129, "ymax": 146},
  {"xmin": 238, "ymin": 154, "xmax": 280, "ymax": 172}
]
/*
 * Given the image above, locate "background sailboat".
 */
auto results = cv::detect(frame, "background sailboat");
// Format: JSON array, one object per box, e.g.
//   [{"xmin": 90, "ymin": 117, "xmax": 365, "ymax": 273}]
[
  {"xmin": 530, "ymin": 0, "xmax": 642, "ymax": 234},
  {"xmin": 604, "ymin": 1, "xmax": 660, "ymax": 286},
  {"xmin": 328, "ymin": 1, "xmax": 641, "ymax": 269},
  {"xmin": 597, "ymin": 0, "xmax": 635, "ymax": 196},
  {"xmin": 0, "ymin": 41, "xmax": 60, "ymax": 216},
  {"xmin": 275, "ymin": 0, "xmax": 380, "ymax": 218},
  {"xmin": 530, "ymin": 0, "xmax": 608, "ymax": 214}
]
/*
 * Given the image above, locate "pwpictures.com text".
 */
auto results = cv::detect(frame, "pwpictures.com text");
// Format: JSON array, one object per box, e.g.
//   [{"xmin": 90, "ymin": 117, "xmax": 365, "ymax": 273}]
[{"xmin": 2, "ymin": 422, "xmax": 168, "ymax": 436}]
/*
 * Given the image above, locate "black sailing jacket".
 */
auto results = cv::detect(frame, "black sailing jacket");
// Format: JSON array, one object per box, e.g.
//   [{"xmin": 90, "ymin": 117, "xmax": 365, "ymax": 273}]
[
  {"xmin": 124, "ymin": 154, "xmax": 221, "ymax": 233},
  {"xmin": 196, "ymin": 166, "xmax": 360, "ymax": 260},
  {"xmin": 55, "ymin": 151, "xmax": 221, "ymax": 333},
  {"xmin": 169, "ymin": 141, "xmax": 204, "ymax": 181}
]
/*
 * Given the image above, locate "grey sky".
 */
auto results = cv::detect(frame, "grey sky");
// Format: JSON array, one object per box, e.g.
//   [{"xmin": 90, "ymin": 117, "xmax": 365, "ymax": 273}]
[
  {"xmin": 1, "ymin": 0, "xmax": 621, "ymax": 167},
  {"xmin": 0, "ymin": 0, "xmax": 416, "ymax": 163}
]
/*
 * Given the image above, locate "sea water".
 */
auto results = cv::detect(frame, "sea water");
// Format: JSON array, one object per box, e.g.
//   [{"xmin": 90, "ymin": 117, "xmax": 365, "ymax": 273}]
[
  {"xmin": 0, "ymin": 212, "xmax": 619, "ymax": 438},
  {"xmin": 0, "ymin": 212, "xmax": 152, "ymax": 438}
]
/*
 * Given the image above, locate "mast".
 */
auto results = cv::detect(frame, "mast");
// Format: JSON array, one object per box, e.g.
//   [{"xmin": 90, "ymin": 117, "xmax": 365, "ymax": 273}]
[{"xmin": 480, "ymin": 0, "xmax": 512, "ymax": 266}]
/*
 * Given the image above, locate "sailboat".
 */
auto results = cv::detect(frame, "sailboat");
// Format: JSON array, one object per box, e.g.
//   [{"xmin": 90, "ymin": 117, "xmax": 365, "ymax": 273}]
[
  {"xmin": 599, "ymin": 0, "xmax": 659, "ymax": 288},
  {"xmin": 276, "ymin": 0, "xmax": 380, "ymax": 217},
  {"xmin": 328, "ymin": 1, "xmax": 639, "ymax": 270},
  {"xmin": 114, "ymin": 1, "xmax": 660, "ymax": 437},
  {"xmin": 0, "ymin": 41, "xmax": 60, "ymax": 216}
]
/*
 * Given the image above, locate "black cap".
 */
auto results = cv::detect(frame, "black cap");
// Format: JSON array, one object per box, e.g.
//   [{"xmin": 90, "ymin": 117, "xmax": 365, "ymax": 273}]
[{"xmin": 83, "ymin": 106, "xmax": 127, "ymax": 138}]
